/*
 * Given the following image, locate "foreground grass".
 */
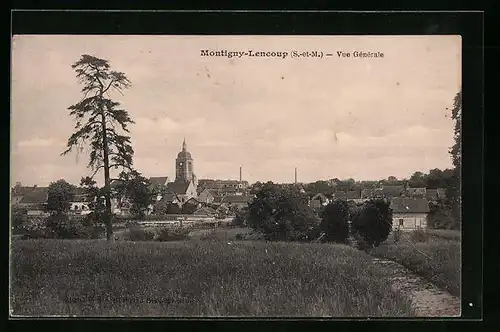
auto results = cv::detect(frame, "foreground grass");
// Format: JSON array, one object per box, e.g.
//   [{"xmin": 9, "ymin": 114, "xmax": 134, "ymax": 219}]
[
  {"xmin": 370, "ymin": 236, "xmax": 461, "ymax": 297},
  {"xmin": 11, "ymin": 239, "xmax": 414, "ymax": 317}
]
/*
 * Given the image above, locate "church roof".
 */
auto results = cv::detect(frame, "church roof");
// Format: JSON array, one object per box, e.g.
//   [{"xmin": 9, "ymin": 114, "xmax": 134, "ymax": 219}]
[
  {"xmin": 166, "ymin": 181, "xmax": 191, "ymax": 195},
  {"xmin": 177, "ymin": 150, "xmax": 192, "ymax": 160},
  {"xmin": 149, "ymin": 176, "xmax": 169, "ymax": 187},
  {"xmin": 160, "ymin": 193, "xmax": 180, "ymax": 203}
]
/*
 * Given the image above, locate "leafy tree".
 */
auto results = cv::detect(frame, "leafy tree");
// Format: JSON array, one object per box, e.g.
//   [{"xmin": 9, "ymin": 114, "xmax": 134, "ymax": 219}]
[
  {"xmin": 387, "ymin": 176, "xmax": 398, "ymax": 182},
  {"xmin": 46, "ymin": 179, "xmax": 76, "ymax": 214},
  {"xmin": 232, "ymin": 207, "xmax": 249, "ymax": 227},
  {"xmin": 427, "ymin": 200, "xmax": 455, "ymax": 229},
  {"xmin": 448, "ymin": 90, "xmax": 462, "ymax": 227},
  {"xmin": 62, "ymin": 54, "xmax": 134, "ymax": 240},
  {"xmin": 304, "ymin": 180, "xmax": 333, "ymax": 196},
  {"xmin": 113, "ymin": 171, "xmax": 155, "ymax": 220},
  {"xmin": 247, "ymin": 182, "xmax": 319, "ymax": 241},
  {"xmin": 319, "ymin": 199, "xmax": 350, "ymax": 243},
  {"xmin": 408, "ymin": 171, "xmax": 428, "ymax": 188},
  {"xmin": 351, "ymin": 199, "xmax": 392, "ymax": 248}
]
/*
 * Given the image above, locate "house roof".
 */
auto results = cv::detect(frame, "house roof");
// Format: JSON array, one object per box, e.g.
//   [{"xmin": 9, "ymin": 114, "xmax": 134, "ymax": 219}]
[
  {"xmin": 184, "ymin": 197, "xmax": 200, "ymax": 205},
  {"xmin": 18, "ymin": 187, "xmax": 48, "ymax": 204},
  {"xmin": 390, "ymin": 198, "xmax": 430, "ymax": 213},
  {"xmin": 149, "ymin": 176, "xmax": 169, "ymax": 187},
  {"xmin": 166, "ymin": 180, "xmax": 191, "ymax": 195},
  {"xmin": 198, "ymin": 189, "xmax": 214, "ymax": 198},
  {"xmin": 221, "ymin": 195, "xmax": 252, "ymax": 204},
  {"xmin": 334, "ymin": 190, "xmax": 361, "ymax": 199},
  {"xmin": 12, "ymin": 186, "xmax": 37, "ymax": 196},
  {"xmin": 193, "ymin": 206, "xmax": 217, "ymax": 216},
  {"xmin": 160, "ymin": 193, "xmax": 180, "ymax": 203},
  {"xmin": 381, "ymin": 185, "xmax": 405, "ymax": 197},
  {"xmin": 311, "ymin": 193, "xmax": 328, "ymax": 201}
]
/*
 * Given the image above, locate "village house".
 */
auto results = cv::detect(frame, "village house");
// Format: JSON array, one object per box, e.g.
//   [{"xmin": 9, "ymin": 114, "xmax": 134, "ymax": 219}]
[
  {"xmin": 197, "ymin": 188, "xmax": 215, "ymax": 204},
  {"xmin": 390, "ymin": 197, "xmax": 430, "ymax": 231},
  {"xmin": 15, "ymin": 186, "xmax": 49, "ymax": 216},
  {"xmin": 309, "ymin": 193, "xmax": 330, "ymax": 209},
  {"xmin": 220, "ymin": 194, "xmax": 253, "ymax": 211},
  {"xmin": 69, "ymin": 188, "xmax": 92, "ymax": 215}
]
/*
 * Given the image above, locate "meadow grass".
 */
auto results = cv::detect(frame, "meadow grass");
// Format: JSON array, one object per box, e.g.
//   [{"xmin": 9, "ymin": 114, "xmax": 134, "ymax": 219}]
[
  {"xmin": 425, "ymin": 229, "xmax": 461, "ymax": 241},
  {"xmin": 370, "ymin": 234, "xmax": 461, "ymax": 297},
  {"xmin": 10, "ymin": 239, "xmax": 415, "ymax": 317}
]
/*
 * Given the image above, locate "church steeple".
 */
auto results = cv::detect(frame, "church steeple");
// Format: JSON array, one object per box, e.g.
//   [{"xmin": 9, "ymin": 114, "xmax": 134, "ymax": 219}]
[{"xmin": 176, "ymin": 138, "xmax": 193, "ymax": 183}]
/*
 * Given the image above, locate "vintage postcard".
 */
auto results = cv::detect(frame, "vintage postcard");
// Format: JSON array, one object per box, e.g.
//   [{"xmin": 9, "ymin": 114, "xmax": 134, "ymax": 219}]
[{"xmin": 10, "ymin": 35, "xmax": 462, "ymax": 317}]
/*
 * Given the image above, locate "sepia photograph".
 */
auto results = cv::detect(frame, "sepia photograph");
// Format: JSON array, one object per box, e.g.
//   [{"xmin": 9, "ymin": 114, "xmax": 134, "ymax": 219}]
[{"xmin": 10, "ymin": 34, "xmax": 462, "ymax": 317}]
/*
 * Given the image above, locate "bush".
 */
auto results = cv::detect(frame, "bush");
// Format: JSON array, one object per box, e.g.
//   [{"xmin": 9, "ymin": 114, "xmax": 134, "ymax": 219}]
[
  {"xmin": 154, "ymin": 227, "xmax": 190, "ymax": 242},
  {"xmin": 18, "ymin": 213, "xmax": 104, "ymax": 239},
  {"xmin": 46, "ymin": 213, "xmax": 104, "ymax": 239},
  {"xmin": 232, "ymin": 208, "xmax": 248, "ymax": 227},
  {"xmin": 427, "ymin": 202, "xmax": 457, "ymax": 230},
  {"xmin": 11, "ymin": 206, "xmax": 28, "ymax": 234},
  {"xmin": 247, "ymin": 183, "xmax": 320, "ymax": 241},
  {"xmin": 409, "ymin": 229, "xmax": 429, "ymax": 243},
  {"xmin": 351, "ymin": 199, "xmax": 392, "ymax": 248},
  {"xmin": 125, "ymin": 228, "xmax": 155, "ymax": 241},
  {"xmin": 19, "ymin": 216, "xmax": 54, "ymax": 239},
  {"xmin": 320, "ymin": 200, "xmax": 349, "ymax": 244}
]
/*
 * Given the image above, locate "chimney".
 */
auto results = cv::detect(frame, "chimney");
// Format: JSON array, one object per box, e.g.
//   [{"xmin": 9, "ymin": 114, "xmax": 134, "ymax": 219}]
[
  {"xmin": 294, "ymin": 167, "xmax": 297, "ymax": 184},
  {"xmin": 239, "ymin": 166, "xmax": 242, "ymax": 182}
]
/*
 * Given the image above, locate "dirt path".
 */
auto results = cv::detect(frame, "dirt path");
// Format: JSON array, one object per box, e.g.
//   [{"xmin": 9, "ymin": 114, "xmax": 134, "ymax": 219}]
[{"xmin": 372, "ymin": 257, "xmax": 461, "ymax": 317}]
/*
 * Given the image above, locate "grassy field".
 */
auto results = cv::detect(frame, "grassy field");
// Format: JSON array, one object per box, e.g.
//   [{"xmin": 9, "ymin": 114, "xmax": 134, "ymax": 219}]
[
  {"xmin": 370, "ymin": 233, "xmax": 461, "ymax": 297},
  {"xmin": 10, "ymin": 239, "xmax": 415, "ymax": 317},
  {"xmin": 425, "ymin": 229, "xmax": 461, "ymax": 241}
]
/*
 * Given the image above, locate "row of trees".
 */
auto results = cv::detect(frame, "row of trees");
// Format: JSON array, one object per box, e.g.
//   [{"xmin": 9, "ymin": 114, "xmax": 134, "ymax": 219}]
[
  {"xmin": 277, "ymin": 168, "xmax": 457, "ymax": 199},
  {"xmin": 239, "ymin": 182, "xmax": 392, "ymax": 247}
]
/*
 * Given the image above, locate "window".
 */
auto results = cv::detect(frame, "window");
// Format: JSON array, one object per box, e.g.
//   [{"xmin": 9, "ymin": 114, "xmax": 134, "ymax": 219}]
[{"xmin": 399, "ymin": 219, "xmax": 404, "ymax": 226}]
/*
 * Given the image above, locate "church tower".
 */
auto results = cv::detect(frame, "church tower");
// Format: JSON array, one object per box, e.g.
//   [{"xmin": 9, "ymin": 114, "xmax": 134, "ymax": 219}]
[{"xmin": 175, "ymin": 138, "xmax": 194, "ymax": 183}]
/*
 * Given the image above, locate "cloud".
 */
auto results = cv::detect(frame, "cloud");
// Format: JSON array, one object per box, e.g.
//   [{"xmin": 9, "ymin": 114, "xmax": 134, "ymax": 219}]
[
  {"xmin": 17, "ymin": 138, "xmax": 62, "ymax": 148},
  {"xmin": 132, "ymin": 116, "xmax": 182, "ymax": 134}
]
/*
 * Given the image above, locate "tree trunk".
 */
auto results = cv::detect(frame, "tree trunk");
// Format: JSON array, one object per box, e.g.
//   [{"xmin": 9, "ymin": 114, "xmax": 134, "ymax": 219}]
[{"xmin": 101, "ymin": 109, "xmax": 113, "ymax": 241}]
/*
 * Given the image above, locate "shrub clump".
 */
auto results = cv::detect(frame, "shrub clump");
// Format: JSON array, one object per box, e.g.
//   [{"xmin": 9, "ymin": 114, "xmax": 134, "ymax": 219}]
[
  {"xmin": 350, "ymin": 199, "xmax": 393, "ymax": 249},
  {"xmin": 19, "ymin": 213, "xmax": 104, "ymax": 239},
  {"xmin": 125, "ymin": 227, "xmax": 155, "ymax": 241},
  {"xmin": 319, "ymin": 199, "xmax": 350, "ymax": 244},
  {"xmin": 154, "ymin": 227, "xmax": 190, "ymax": 242}
]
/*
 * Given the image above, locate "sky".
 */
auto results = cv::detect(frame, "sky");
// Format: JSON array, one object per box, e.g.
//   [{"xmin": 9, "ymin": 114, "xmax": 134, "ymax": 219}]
[{"xmin": 11, "ymin": 35, "xmax": 461, "ymax": 186}]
